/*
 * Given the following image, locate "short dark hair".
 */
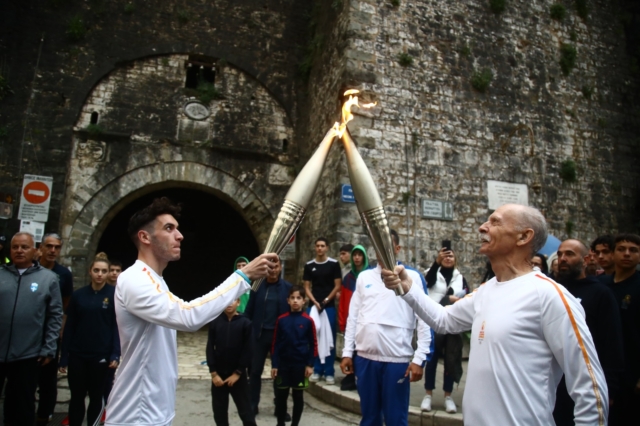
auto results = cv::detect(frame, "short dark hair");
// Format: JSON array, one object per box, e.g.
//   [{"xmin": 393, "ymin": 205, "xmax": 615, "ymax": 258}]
[
  {"xmin": 614, "ymin": 233, "xmax": 640, "ymax": 249},
  {"xmin": 128, "ymin": 197, "xmax": 181, "ymax": 246},
  {"xmin": 340, "ymin": 243, "xmax": 354, "ymax": 253},
  {"xmin": 532, "ymin": 252, "xmax": 549, "ymax": 274},
  {"xmin": 591, "ymin": 234, "xmax": 615, "ymax": 251},
  {"xmin": 390, "ymin": 229, "xmax": 399, "ymax": 246},
  {"xmin": 289, "ymin": 284, "xmax": 306, "ymax": 298},
  {"xmin": 315, "ymin": 237, "xmax": 329, "ymax": 246},
  {"xmin": 110, "ymin": 258, "xmax": 123, "ymax": 268}
]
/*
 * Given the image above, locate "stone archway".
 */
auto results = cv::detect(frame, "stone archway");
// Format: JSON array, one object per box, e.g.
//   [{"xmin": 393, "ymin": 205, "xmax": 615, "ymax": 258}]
[{"xmin": 60, "ymin": 161, "xmax": 277, "ymax": 286}]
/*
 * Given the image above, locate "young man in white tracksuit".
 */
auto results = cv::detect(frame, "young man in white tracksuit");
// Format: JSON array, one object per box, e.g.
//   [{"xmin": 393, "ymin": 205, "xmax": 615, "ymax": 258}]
[
  {"xmin": 383, "ymin": 204, "xmax": 609, "ymax": 426},
  {"xmin": 341, "ymin": 235, "xmax": 431, "ymax": 426},
  {"xmin": 104, "ymin": 197, "xmax": 277, "ymax": 426}
]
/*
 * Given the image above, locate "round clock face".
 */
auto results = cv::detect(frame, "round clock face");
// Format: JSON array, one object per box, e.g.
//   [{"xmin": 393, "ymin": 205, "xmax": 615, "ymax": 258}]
[{"xmin": 183, "ymin": 101, "xmax": 211, "ymax": 120}]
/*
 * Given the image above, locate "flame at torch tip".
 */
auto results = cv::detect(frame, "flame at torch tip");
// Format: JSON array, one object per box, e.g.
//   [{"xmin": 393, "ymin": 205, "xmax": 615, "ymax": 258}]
[{"xmin": 336, "ymin": 90, "xmax": 377, "ymax": 138}]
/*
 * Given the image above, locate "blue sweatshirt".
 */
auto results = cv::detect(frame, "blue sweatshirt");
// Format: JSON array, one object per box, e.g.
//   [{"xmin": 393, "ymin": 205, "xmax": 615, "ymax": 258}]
[
  {"xmin": 271, "ymin": 310, "xmax": 317, "ymax": 369},
  {"xmin": 60, "ymin": 284, "xmax": 120, "ymax": 366}
]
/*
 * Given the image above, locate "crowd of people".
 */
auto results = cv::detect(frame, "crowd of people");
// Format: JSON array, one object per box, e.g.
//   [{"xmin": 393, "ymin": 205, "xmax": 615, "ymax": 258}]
[{"xmin": 0, "ymin": 199, "xmax": 638, "ymax": 426}]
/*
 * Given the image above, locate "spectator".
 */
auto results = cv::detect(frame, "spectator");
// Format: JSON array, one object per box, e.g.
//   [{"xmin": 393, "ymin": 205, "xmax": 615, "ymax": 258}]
[
  {"xmin": 0, "ymin": 232, "xmax": 62, "ymax": 426},
  {"xmin": 338, "ymin": 243, "xmax": 354, "ymax": 279},
  {"xmin": 552, "ymin": 239, "xmax": 624, "ymax": 426},
  {"xmin": 592, "ymin": 235, "xmax": 616, "ymax": 276},
  {"xmin": 107, "ymin": 259, "xmax": 123, "ymax": 285},
  {"xmin": 549, "ymin": 256, "xmax": 559, "ymax": 279},
  {"xmin": 271, "ymin": 285, "xmax": 317, "ymax": 426},
  {"xmin": 303, "ymin": 237, "xmax": 341, "ymax": 384},
  {"xmin": 36, "ymin": 232, "xmax": 74, "ymax": 425},
  {"xmin": 531, "ymin": 252, "xmax": 549, "ymax": 275},
  {"xmin": 244, "ymin": 256, "xmax": 292, "ymax": 419},
  {"xmin": 605, "ymin": 233, "xmax": 640, "ymax": 424},
  {"xmin": 585, "ymin": 250, "xmax": 600, "ymax": 276},
  {"xmin": 422, "ymin": 247, "xmax": 469, "ymax": 413},
  {"xmin": 0, "ymin": 234, "xmax": 8, "ymax": 264},
  {"xmin": 59, "ymin": 253, "xmax": 120, "ymax": 426},
  {"xmin": 207, "ymin": 298, "xmax": 255, "ymax": 426},
  {"xmin": 481, "ymin": 260, "xmax": 495, "ymax": 283},
  {"xmin": 234, "ymin": 257, "xmax": 251, "ymax": 313}
]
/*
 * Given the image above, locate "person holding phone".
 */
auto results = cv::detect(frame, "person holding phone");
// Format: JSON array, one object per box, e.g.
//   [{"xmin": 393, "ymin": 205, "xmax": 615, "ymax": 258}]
[{"xmin": 421, "ymin": 245, "xmax": 469, "ymax": 413}]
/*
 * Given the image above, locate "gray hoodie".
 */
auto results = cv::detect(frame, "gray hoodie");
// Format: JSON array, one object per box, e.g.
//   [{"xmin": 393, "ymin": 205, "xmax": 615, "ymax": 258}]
[{"xmin": 0, "ymin": 262, "xmax": 63, "ymax": 362}]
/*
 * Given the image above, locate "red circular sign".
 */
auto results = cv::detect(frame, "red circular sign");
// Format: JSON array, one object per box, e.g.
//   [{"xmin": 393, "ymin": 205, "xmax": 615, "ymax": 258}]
[{"xmin": 23, "ymin": 181, "xmax": 50, "ymax": 204}]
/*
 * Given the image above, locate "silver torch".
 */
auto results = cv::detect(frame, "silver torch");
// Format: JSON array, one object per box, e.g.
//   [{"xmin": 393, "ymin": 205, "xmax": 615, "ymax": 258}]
[
  {"xmin": 251, "ymin": 128, "xmax": 338, "ymax": 291},
  {"xmin": 339, "ymin": 92, "xmax": 403, "ymax": 295}
]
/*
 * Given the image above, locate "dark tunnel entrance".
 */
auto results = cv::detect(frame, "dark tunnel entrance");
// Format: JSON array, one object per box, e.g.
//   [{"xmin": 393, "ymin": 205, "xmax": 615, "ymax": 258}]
[{"xmin": 97, "ymin": 187, "xmax": 260, "ymax": 302}]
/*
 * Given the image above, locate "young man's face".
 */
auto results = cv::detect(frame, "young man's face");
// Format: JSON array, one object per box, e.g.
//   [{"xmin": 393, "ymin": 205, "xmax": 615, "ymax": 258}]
[
  {"xmin": 266, "ymin": 257, "xmax": 282, "ymax": 282},
  {"xmin": 594, "ymin": 244, "xmax": 614, "ymax": 270},
  {"xmin": 352, "ymin": 251, "xmax": 364, "ymax": 268},
  {"xmin": 147, "ymin": 214, "xmax": 183, "ymax": 262},
  {"xmin": 288, "ymin": 291, "xmax": 305, "ymax": 312},
  {"xmin": 315, "ymin": 241, "xmax": 328, "ymax": 257},
  {"xmin": 108, "ymin": 265, "xmax": 122, "ymax": 283},
  {"xmin": 225, "ymin": 299, "xmax": 240, "ymax": 315},
  {"xmin": 613, "ymin": 240, "xmax": 640, "ymax": 271},
  {"xmin": 236, "ymin": 261, "xmax": 247, "ymax": 270},
  {"xmin": 339, "ymin": 250, "xmax": 350, "ymax": 265}
]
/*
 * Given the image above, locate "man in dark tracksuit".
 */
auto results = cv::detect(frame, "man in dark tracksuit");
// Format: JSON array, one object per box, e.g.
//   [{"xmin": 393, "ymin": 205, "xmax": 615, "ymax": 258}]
[
  {"xmin": 0, "ymin": 232, "xmax": 63, "ymax": 426},
  {"xmin": 206, "ymin": 298, "xmax": 255, "ymax": 426},
  {"xmin": 552, "ymin": 239, "xmax": 624, "ymax": 426},
  {"xmin": 244, "ymin": 256, "xmax": 291, "ymax": 416}
]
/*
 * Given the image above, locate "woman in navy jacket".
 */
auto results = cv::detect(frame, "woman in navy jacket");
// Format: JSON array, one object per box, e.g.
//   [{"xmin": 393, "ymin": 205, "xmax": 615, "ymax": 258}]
[{"xmin": 59, "ymin": 253, "xmax": 120, "ymax": 426}]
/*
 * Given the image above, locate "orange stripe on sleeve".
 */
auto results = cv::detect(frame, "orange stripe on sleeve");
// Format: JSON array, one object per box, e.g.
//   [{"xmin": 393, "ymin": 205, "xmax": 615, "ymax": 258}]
[{"xmin": 535, "ymin": 274, "xmax": 605, "ymax": 426}]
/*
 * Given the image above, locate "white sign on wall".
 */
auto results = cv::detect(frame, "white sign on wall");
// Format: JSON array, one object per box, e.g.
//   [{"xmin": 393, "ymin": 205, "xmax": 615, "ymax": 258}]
[
  {"xmin": 18, "ymin": 175, "xmax": 53, "ymax": 222},
  {"xmin": 487, "ymin": 180, "xmax": 528, "ymax": 210},
  {"xmin": 20, "ymin": 220, "xmax": 46, "ymax": 243}
]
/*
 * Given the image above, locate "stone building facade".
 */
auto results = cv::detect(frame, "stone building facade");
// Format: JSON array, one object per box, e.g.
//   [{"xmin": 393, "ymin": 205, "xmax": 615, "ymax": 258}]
[{"xmin": 1, "ymin": 0, "xmax": 639, "ymax": 287}]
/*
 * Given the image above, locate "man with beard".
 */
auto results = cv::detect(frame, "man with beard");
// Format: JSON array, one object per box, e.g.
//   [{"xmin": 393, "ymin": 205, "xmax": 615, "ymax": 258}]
[{"xmin": 552, "ymin": 239, "xmax": 624, "ymax": 426}]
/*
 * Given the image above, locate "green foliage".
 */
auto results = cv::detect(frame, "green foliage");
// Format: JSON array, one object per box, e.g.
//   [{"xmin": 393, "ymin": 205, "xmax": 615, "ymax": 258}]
[
  {"xmin": 575, "ymin": 0, "xmax": 588, "ymax": 19},
  {"xmin": 597, "ymin": 118, "xmax": 608, "ymax": 128},
  {"xmin": 581, "ymin": 85, "xmax": 593, "ymax": 99},
  {"xmin": 66, "ymin": 15, "xmax": 87, "ymax": 41},
  {"xmin": 565, "ymin": 220, "xmax": 575, "ymax": 237},
  {"xmin": 458, "ymin": 43, "xmax": 471, "ymax": 57},
  {"xmin": 391, "ymin": 0, "xmax": 400, "ymax": 7},
  {"xmin": 550, "ymin": 4, "xmax": 566, "ymax": 21},
  {"xmin": 565, "ymin": 108, "xmax": 576, "ymax": 118},
  {"xmin": 398, "ymin": 53, "xmax": 413, "ymax": 67},
  {"xmin": 196, "ymin": 81, "xmax": 223, "ymax": 104},
  {"xmin": 124, "ymin": 2, "xmax": 135, "ymax": 14},
  {"xmin": 177, "ymin": 9, "xmax": 190, "ymax": 24},
  {"xmin": 86, "ymin": 124, "xmax": 103, "ymax": 136},
  {"xmin": 331, "ymin": 0, "xmax": 343, "ymax": 10},
  {"xmin": 401, "ymin": 191, "xmax": 412, "ymax": 205},
  {"xmin": 569, "ymin": 31, "xmax": 577, "ymax": 42},
  {"xmin": 217, "ymin": 58, "xmax": 228, "ymax": 68},
  {"xmin": 161, "ymin": 57, "xmax": 170, "ymax": 66},
  {"xmin": 560, "ymin": 159, "xmax": 577, "ymax": 182},
  {"xmin": 559, "ymin": 44, "xmax": 577, "ymax": 76},
  {"xmin": 411, "ymin": 131, "xmax": 419, "ymax": 147},
  {"xmin": 489, "ymin": 0, "xmax": 506, "ymax": 14},
  {"xmin": 471, "ymin": 68, "xmax": 493, "ymax": 92},
  {"xmin": 0, "ymin": 126, "xmax": 8, "ymax": 138},
  {"xmin": 299, "ymin": 34, "xmax": 324, "ymax": 79}
]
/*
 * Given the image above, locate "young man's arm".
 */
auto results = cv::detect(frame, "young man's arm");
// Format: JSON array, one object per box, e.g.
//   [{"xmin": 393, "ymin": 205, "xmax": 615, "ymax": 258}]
[
  {"xmin": 122, "ymin": 271, "xmax": 250, "ymax": 332},
  {"xmin": 324, "ymin": 262, "xmax": 342, "ymax": 305}
]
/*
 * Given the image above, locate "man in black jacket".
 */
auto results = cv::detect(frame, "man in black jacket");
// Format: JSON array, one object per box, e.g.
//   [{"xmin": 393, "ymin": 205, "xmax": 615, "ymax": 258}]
[
  {"xmin": 552, "ymin": 239, "xmax": 624, "ymax": 426},
  {"xmin": 207, "ymin": 298, "xmax": 255, "ymax": 426},
  {"xmin": 0, "ymin": 232, "xmax": 63, "ymax": 426},
  {"xmin": 244, "ymin": 256, "xmax": 292, "ymax": 417}
]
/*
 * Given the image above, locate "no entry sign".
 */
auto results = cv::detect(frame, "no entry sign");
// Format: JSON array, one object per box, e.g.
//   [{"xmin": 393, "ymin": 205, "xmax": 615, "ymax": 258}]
[{"xmin": 18, "ymin": 175, "xmax": 53, "ymax": 222}]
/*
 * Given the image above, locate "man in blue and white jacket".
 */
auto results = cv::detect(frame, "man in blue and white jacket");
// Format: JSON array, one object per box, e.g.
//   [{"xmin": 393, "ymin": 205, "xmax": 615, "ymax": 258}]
[{"xmin": 340, "ymin": 231, "xmax": 431, "ymax": 426}]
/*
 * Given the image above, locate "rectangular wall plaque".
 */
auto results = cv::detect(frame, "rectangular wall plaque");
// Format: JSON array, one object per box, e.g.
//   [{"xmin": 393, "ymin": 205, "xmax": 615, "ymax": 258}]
[{"xmin": 487, "ymin": 180, "xmax": 528, "ymax": 210}]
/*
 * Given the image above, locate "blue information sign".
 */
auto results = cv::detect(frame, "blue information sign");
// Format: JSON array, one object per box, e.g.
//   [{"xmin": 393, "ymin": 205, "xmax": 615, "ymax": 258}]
[{"xmin": 341, "ymin": 184, "xmax": 356, "ymax": 203}]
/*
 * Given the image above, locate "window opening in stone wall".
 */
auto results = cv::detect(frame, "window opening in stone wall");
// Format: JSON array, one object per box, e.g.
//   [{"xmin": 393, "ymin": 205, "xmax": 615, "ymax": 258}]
[
  {"xmin": 184, "ymin": 56, "xmax": 216, "ymax": 89},
  {"xmin": 282, "ymin": 139, "xmax": 289, "ymax": 153},
  {"xmin": 90, "ymin": 111, "xmax": 99, "ymax": 125}
]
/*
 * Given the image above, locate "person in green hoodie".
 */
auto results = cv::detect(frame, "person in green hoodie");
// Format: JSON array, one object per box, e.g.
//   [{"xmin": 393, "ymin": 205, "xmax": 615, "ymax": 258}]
[
  {"xmin": 234, "ymin": 257, "xmax": 251, "ymax": 313},
  {"xmin": 338, "ymin": 245, "xmax": 369, "ymax": 391}
]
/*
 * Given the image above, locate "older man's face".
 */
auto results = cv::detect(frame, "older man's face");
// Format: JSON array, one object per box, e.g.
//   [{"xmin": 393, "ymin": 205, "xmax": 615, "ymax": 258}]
[
  {"xmin": 11, "ymin": 234, "xmax": 36, "ymax": 269},
  {"xmin": 478, "ymin": 206, "xmax": 521, "ymax": 257}
]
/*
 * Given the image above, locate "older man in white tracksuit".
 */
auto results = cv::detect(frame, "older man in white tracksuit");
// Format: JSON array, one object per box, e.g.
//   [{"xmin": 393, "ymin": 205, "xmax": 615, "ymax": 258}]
[{"xmin": 383, "ymin": 204, "xmax": 609, "ymax": 425}]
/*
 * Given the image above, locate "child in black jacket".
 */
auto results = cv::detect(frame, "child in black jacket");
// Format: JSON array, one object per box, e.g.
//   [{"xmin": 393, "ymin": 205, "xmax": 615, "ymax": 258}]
[
  {"xmin": 206, "ymin": 298, "xmax": 256, "ymax": 426},
  {"xmin": 271, "ymin": 285, "xmax": 318, "ymax": 426}
]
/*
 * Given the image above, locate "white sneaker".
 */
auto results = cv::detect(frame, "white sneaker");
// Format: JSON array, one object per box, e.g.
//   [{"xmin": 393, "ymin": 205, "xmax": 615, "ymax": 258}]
[
  {"xmin": 309, "ymin": 373, "xmax": 320, "ymax": 382},
  {"xmin": 444, "ymin": 396, "xmax": 457, "ymax": 413},
  {"xmin": 325, "ymin": 376, "xmax": 335, "ymax": 385},
  {"xmin": 420, "ymin": 395, "xmax": 432, "ymax": 412}
]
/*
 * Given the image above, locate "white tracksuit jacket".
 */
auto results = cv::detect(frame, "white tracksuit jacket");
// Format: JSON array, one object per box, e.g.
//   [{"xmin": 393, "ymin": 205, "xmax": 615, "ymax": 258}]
[
  {"xmin": 402, "ymin": 271, "xmax": 608, "ymax": 426},
  {"xmin": 343, "ymin": 264, "xmax": 431, "ymax": 366},
  {"xmin": 105, "ymin": 260, "xmax": 250, "ymax": 426}
]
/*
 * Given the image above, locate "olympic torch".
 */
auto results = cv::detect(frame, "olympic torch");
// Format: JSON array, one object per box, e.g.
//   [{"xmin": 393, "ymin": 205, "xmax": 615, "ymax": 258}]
[
  {"xmin": 337, "ymin": 90, "xmax": 402, "ymax": 295},
  {"xmin": 251, "ymin": 127, "xmax": 338, "ymax": 291}
]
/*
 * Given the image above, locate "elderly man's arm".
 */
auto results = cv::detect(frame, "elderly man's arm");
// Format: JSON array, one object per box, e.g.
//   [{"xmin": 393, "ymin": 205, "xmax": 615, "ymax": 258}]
[
  {"xmin": 41, "ymin": 277, "xmax": 63, "ymax": 362},
  {"xmin": 382, "ymin": 265, "xmax": 475, "ymax": 334},
  {"xmin": 541, "ymin": 282, "xmax": 609, "ymax": 425}
]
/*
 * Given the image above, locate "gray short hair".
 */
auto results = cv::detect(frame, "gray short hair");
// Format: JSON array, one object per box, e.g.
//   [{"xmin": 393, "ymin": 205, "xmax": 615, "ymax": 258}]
[
  {"xmin": 43, "ymin": 232, "xmax": 62, "ymax": 243},
  {"xmin": 513, "ymin": 206, "xmax": 548, "ymax": 256},
  {"xmin": 11, "ymin": 232, "xmax": 36, "ymax": 247}
]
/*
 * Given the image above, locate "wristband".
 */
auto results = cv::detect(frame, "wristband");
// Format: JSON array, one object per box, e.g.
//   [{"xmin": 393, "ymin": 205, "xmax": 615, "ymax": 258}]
[{"xmin": 235, "ymin": 270, "xmax": 250, "ymax": 283}]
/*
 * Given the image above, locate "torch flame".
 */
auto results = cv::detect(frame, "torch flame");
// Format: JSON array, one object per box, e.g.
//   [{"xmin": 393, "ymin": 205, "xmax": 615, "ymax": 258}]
[{"xmin": 335, "ymin": 89, "xmax": 377, "ymax": 138}]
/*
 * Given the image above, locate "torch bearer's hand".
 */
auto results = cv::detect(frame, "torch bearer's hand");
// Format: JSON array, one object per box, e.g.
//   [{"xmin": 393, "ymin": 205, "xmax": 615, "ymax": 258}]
[
  {"xmin": 340, "ymin": 357, "xmax": 354, "ymax": 375},
  {"xmin": 241, "ymin": 253, "xmax": 279, "ymax": 280},
  {"xmin": 381, "ymin": 265, "xmax": 412, "ymax": 294},
  {"xmin": 405, "ymin": 362, "xmax": 423, "ymax": 382}
]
